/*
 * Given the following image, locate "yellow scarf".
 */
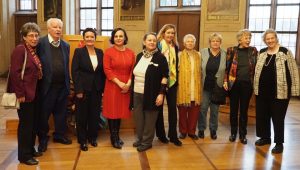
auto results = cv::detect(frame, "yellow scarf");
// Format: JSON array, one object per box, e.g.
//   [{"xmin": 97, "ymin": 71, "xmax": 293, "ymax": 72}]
[
  {"xmin": 177, "ymin": 49, "xmax": 202, "ymax": 106},
  {"xmin": 160, "ymin": 39, "xmax": 176, "ymax": 87}
]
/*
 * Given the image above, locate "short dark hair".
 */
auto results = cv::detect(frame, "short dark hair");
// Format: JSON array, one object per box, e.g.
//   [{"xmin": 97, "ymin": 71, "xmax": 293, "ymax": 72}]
[
  {"xmin": 20, "ymin": 22, "xmax": 40, "ymax": 37},
  {"xmin": 142, "ymin": 32, "xmax": 157, "ymax": 49},
  {"xmin": 82, "ymin": 28, "xmax": 97, "ymax": 38},
  {"xmin": 109, "ymin": 28, "xmax": 128, "ymax": 45}
]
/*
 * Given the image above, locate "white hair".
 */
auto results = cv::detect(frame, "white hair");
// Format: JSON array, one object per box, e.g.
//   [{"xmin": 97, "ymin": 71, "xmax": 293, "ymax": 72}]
[{"xmin": 47, "ymin": 18, "xmax": 63, "ymax": 28}]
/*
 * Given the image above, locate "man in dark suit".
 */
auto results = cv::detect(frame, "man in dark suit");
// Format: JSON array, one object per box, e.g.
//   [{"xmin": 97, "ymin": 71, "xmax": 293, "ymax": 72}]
[{"xmin": 37, "ymin": 18, "xmax": 72, "ymax": 152}]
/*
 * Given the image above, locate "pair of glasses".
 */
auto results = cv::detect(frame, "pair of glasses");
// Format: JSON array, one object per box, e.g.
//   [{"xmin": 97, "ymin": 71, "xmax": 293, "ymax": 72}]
[{"xmin": 27, "ymin": 34, "xmax": 39, "ymax": 38}]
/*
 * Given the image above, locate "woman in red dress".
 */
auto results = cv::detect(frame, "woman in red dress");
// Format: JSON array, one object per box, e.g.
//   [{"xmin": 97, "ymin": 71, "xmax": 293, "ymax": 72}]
[{"xmin": 103, "ymin": 28, "xmax": 135, "ymax": 149}]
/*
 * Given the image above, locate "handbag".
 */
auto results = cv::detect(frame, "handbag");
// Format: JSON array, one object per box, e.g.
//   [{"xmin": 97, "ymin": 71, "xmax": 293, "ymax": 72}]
[
  {"xmin": 1, "ymin": 49, "xmax": 27, "ymax": 109},
  {"xmin": 211, "ymin": 82, "xmax": 227, "ymax": 105}
]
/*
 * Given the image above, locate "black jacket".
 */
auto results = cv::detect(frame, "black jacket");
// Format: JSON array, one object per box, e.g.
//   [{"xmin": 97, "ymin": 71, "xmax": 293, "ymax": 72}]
[
  {"xmin": 130, "ymin": 50, "xmax": 169, "ymax": 111},
  {"xmin": 71, "ymin": 46, "xmax": 106, "ymax": 93}
]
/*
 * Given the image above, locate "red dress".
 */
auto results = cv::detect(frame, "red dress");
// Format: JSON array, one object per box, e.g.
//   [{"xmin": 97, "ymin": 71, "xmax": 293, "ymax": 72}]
[{"xmin": 102, "ymin": 46, "xmax": 135, "ymax": 119}]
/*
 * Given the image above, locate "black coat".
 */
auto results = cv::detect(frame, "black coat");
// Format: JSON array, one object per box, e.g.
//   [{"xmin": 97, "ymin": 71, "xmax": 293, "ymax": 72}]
[
  {"xmin": 130, "ymin": 50, "xmax": 169, "ymax": 111},
  {"xmin": 71, "ymin": 46, "xmax": 106, "ymax": 93}
]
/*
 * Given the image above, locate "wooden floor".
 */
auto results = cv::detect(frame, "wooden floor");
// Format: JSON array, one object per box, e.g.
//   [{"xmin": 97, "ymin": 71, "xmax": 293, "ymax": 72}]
[{"xmin": 0, "ymin": 89, "xmax": 300, "ymax": 169}]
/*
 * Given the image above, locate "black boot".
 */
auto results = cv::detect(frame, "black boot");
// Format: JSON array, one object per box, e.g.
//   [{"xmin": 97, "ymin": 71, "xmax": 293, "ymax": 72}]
[
  {"xmin": 116, "ymin": 119, "xmax": 124, "ymax": 145},
  {"xmin": 108, "ymin": 119, "xmax": 121, "ymax": 149}
]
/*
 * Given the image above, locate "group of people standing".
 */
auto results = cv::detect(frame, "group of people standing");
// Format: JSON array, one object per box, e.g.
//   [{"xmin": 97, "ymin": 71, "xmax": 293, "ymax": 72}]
[{"xmin": 8, "ymin": 19, "xmax": 299, "ymax": 165}]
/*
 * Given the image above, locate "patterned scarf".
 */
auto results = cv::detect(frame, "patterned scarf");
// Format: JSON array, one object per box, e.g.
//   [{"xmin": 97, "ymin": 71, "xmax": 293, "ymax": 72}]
[
  {"xmin": 177, "ymin": 49, "xmax": 201, "ymax": 106},
  {"xmin": 25, "ymin": 43, "xmax": 43, "ymax": 79},
  {"xmin": 160, "ymin": 39, "xmax": 176, "ymax": 87},
  {"xmin": 142, "ymin": 48, "xmax": 158, "ymax": 58}
]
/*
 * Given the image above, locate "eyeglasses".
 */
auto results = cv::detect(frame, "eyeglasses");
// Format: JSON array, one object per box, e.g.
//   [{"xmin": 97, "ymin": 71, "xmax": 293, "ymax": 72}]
[{"xmin": 27, "ymin": 34, "xmax": 39, "ymax": 38}]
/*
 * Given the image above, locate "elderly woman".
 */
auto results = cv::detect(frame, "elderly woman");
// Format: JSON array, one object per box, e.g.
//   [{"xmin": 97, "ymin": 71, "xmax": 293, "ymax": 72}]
[
  {"xmin": 254, "ymin": 29, "xmax": 299, "ymax": 154},
  {"xmin": 177, "ymin": 34, "xmax": 202, "ymax": 140},
  {"xmin": 223, "ymin": 29, "xmax": 258, "ymax": 144},
  {"xmin": 9, "ymin": 23, "xmax": 43, "ymax": 165},
  {"xmin": 198, "ymin": 33, "xmax": 226, "ymax": 140},
  {"xmin": 72, "ymin": 28, "xmax": 106, "ymax": 151},
  {"xmin": 131, "ymin": 32, "xmax": 168, "ymax": 152}
]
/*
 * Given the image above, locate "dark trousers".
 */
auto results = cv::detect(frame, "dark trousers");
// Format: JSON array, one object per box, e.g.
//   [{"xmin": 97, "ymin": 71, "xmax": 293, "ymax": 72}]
[
  {"xmin": 178, "ymin": 102, "xmax": 200, "ymax": 135},
  {"xmin": 17, "ymin": 100, "xmax": 38, "ymax": 161},
  {"xmin": 256, "ymin": 95, "xmax": 289, "ymax": 143},
  {"xmin": 75, "ymin": 88, "xmax": 101, "ymax": 144},
  {"xmin": 38, "ymin": 86, "xmax": 68, "ymax": 142},
  {"xmin": 229, "ymin": 80, "xmax": 253, "ymax": 136},
  {"xmin": 156, "ymin": 85, "xmax": 178, "ymax": 139}
]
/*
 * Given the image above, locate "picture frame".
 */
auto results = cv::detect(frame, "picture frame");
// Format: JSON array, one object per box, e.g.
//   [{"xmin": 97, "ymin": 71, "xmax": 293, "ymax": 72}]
[
  {"xmin": 119, "ymin": 0, "xmax": 145, "ymax": 21},
  {"xmin": 44, "ymin": 0, "xmax": 62, "ymax": 21}
]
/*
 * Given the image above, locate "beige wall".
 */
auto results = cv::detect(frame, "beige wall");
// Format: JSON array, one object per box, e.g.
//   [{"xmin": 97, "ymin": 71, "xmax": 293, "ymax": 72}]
[
  {"xmin": 200, "ymin": 0, "xmax": 247, "ymax": 50},
  {"xmin": 37, "ymin": 0, "xmax": 76, "ymax": 36},
  {"xmin": 0, "ymin": 0, "xmax": 249, "ymax": 74},
  {"xmin": 114, "ymin": 0, "xmax": 155, "ymax": 54}
]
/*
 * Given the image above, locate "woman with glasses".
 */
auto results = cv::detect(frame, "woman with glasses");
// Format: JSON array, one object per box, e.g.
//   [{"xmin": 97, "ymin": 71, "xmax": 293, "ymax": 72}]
[{"xmin": 9, "ymin": 22, "xmax": 43, "ymax": 165}]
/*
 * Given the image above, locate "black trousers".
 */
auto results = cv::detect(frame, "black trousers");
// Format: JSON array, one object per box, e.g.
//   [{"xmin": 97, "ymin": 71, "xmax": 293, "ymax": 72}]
[
  {"xmin": 38, "ymin": 86, "xmax": 68, "ymax": 141},
  {"xmin": 228, "ymin": 80, "xmax": 253, "ymax": 136},
  {"xmin": 17, "ymin": 100, "xmax": 38, "ymax": 161},
  {"xmin": 156, "ymin": 85, "xmax": 178, "ymax": 139},
  {"xmin": 75, "ymin": 88, "xmax": 102, "ymax": 144},
  {"xmin": 256, "ymin": 95, "xmax": 289, "ymax": 143}
]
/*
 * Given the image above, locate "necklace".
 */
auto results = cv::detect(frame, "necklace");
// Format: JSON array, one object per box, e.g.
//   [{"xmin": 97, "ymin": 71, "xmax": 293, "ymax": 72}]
[{"xmin": 264, "ymin": 54, "xmax": 274, "ymax": 66}]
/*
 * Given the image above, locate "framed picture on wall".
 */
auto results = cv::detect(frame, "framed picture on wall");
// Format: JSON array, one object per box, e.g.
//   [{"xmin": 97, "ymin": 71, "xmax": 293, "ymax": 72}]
[
  {"xmin": 119, "ymin": 0, "xmax": 145, "ymax": 21},
  {"xmin": 44, "ymin": 0, "xmax": 62, "ymax": 21},
  {"xmin": 207, "ymin": 0, "xmax": 239, "ymax": 21}
]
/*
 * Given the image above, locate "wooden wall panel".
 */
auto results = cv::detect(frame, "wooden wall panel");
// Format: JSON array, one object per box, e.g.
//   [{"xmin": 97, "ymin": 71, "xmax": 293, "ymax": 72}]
[
  {"xmin": 154, "ymin": 11, "xmax": 200, "ymax": 50},
  {"xmin": 14, "ymin": 12, "xmax": 37, "ymax": 46},
  {"xmin": 178, "ymin": 14, "xmax": 200, "ymax": 50}
]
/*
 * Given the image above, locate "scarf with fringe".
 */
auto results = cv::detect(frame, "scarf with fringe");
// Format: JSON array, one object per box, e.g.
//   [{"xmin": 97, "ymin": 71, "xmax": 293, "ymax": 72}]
[{"xmin": 177, "ymin": 49, "xmax": 201, "ymax": 106}]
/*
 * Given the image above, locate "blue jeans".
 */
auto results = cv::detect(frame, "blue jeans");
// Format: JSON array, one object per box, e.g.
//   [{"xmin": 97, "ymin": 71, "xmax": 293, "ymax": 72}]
[{"xmin": 198, "ymin": 90, "xmax": 220, "ymax": 131}]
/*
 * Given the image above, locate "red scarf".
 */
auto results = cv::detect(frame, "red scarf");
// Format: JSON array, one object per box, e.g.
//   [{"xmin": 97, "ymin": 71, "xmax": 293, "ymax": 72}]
[{"xmin": 25, "ymin": 43, "xmax": 43, "ymax": 79}]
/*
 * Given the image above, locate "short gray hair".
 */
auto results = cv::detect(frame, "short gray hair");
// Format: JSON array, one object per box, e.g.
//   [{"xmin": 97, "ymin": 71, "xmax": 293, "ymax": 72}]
[
  {"xmin": 262, "ymin": 28, "xmax": 279, "ymax": 44},
  {"xmin": 236, "ymin": 29, "xmax": 252, "ymax": 42},
  {"xmin": 47, "ymin": 18, "xmax": 63, "ymax": 28},
  {"xmin": 20, "ymin": 22, "xmax": 40, "ymax": 37},
  {"xmin": 183, "ymin": 34, "xmax": 196, "ymax": 44},
  {"xmin": 208, "ymin": 32, "xmax": 223, "ymax": 44}
]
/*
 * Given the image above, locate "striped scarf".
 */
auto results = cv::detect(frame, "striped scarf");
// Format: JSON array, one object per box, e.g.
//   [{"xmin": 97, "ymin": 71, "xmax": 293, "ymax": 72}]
[{"xmin": 177, "ymin": 49, "xmax": 201, "ymax": 106}]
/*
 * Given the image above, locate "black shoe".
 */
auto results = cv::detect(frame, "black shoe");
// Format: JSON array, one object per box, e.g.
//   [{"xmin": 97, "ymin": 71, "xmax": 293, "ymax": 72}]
[
  {"xmin": 38, "ymin": 139, "xmax": 48, "ymax": 152},
  {"xmin": 198, "ymin": 131, "xmax": 204, "ymax": 139},
  {"xmin": 111, "ymin": 138, "xmax": 122, "ymax": 149},
  {"xmin": 80, "ymin": 143, "xmax": 88, "ymax": 151},
  {"xmin": 20, "ymin": 158, "xmax": 39, "ymax": 165},
  {"xmin": 158, "ymin": 137, "xmax": 169, "ymax": 144},
  {"xmin": 210, "ymin": 130, "xmax": 217, "ymax": 140},
  {"xmin": 118, "ymin": 138, "xmax": 124, "ymax": 146},
  {"xmin": 90, "ymin": 140, "xmax": 98, "ymax": 147},
  {"xmin": 133, "ymin": 141, "xmax": 141, "ymax": 147},
  {"xmin": 188, "ymin": 134, "xmax": 199, "ymax": 140},
  {"xmin": 240, "ymin": 136, "xmax": 247, "ymax": 144},
  {"xmin": 53, "ymin": 137, "xmax": 72, "ymax": 145},
  {"xmin": 137, "ymin": 145, "xmax": 152, "ymax": 152},
  {"xmin": 179, "ymin": 133, "xmax": 187, "ymax": 139},
  {"xmin": 255, "ymin": 138, "xmax": 271, "ymax": 146},
  {"xmin": 272, "ymin": 143, "xmax": 283, "ymax": 154},
  {"xmin": 33, "ymin": 151, "xmax": 43, "ymax": 157},
  {"xmin": 170, "ymin": 138, "xmax": 182, "ymax": 146},
  {"xmin": 229, "ymin": 134, "xmax": 237, "ymax": 142}
]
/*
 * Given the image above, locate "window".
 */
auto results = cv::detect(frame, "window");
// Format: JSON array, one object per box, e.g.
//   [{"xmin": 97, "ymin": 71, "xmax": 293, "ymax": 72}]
[
  {"xmin": 248, "ymin": 0, "xmax": 300, "ymax": 57},
  {"xmin": 79, "ymin": 0, "xmax": 113, "ymax": 36},
  {"xmin": 18, "ymin": 0, "xmax": 37, "ymax": 11},
  {"xmin": 159, "ymin": 0, "xmax": 201, "ymax": 7}
]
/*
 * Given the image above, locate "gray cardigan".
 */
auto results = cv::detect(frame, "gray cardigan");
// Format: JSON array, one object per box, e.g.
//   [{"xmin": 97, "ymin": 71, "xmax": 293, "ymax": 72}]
[{"xmin": 201, "ymin": 48, "xmax": 227, "ymax": 87}]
